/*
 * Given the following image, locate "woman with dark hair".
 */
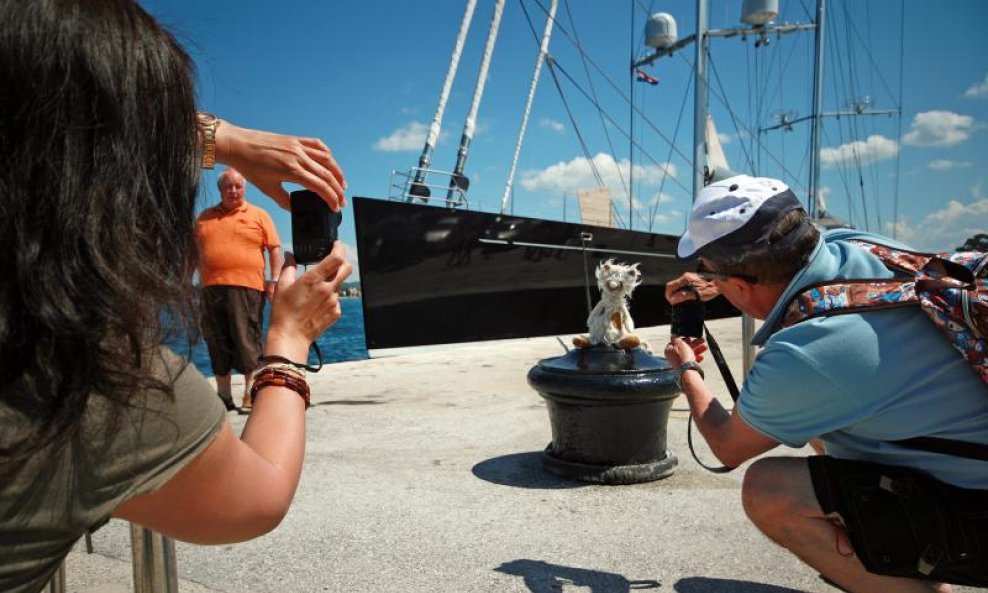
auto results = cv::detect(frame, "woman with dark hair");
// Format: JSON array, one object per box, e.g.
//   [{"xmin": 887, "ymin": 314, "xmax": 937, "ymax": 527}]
[{"xmin": 0, "ymin": 1, "xmax": 350, "ymax": 591}]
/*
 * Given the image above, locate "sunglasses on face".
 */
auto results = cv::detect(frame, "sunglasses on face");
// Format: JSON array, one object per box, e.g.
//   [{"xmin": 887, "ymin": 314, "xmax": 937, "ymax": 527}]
[{"xmin": 695, "ymin": 262, "xmax": 757, "ymax": 284}]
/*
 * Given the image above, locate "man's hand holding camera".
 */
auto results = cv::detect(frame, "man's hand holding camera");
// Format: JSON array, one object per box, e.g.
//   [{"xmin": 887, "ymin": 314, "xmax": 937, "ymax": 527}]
[{"xmin": 665, "ymin": 272, "xmax": 719, "ymax": 306}]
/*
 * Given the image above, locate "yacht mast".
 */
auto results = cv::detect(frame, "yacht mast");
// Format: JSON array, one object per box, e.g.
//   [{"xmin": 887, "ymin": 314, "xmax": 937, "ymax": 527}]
[
  {"xmin": 447, "ymin": 0, "xmax": 506, "ymax": 204},
  {"xmin": 500, "ymin": 0, "xmax": 558, "ymax": 215},
  {"xmin": 692, "ymin": 0, "xmax": 709, "ymax": 203},
  {"xmin": 808, "ymin": 0, "xmax": 827, "ymax": 219},
  {"xmin": 407, "ymin": 0, "xmax": 478, "ymax": 202}
]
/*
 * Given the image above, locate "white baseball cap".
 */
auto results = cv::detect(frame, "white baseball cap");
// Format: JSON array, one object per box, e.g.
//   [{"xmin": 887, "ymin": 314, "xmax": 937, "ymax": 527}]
[{"xmin": 676, "ymin": 174, "xmax": 804, "ymax": 260}]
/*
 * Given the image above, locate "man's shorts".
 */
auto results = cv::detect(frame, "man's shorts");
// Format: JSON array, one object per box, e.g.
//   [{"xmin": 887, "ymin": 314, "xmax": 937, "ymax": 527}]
[
  {"xmin": 808, "ymin": 455, "xmax": 988, "ymax": 587},
  {"xmin": 200, "ymin": 285, "xmax": 265, "ymax": 377}
]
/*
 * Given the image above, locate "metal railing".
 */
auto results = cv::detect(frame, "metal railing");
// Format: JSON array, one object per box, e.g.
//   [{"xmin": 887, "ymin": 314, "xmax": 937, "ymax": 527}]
[
  {"xmin": 45, "ymin": 524, "xmax": 178, "ymax": 593},
  {"xmin": 389, "ymin": 167, "xmax": 472, "ymax": 208}
]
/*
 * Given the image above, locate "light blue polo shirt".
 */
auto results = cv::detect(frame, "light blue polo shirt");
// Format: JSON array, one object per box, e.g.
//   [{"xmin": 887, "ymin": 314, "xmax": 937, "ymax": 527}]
[{"xmin": 737, "ymin": 229, "xmax": 988, "ymax": 488}]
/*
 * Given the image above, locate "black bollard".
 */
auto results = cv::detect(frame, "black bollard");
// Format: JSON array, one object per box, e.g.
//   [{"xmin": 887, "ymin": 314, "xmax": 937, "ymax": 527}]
[{"xmin": 528, "ymin": 345, "xmax": 680, "ymax": 484}]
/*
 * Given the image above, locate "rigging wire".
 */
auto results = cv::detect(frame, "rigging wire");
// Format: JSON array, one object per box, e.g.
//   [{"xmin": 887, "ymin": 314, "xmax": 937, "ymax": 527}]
[
  {"xmin": 680, "ymin": 53, "xmax": 810, "ymax": 197},
  {"xmin": 823, "ymin": 125, "xmax": 859, "ymax": 227},
  {"xmin": 629, "ymin": 1, "xmax": 636, "ymax": 229},
  {"xmin": 707, "ymin": 50, "xmax": 756, "ymax": 174},
  {"xmin": 544, "ymin": 65, "xmax": 603, "ymax": 188},
  {"xmin": 547, "ymin": 57, "xmax": 695, "ymax": 198},
  {"xmin": 861, "ymin": 1, "xmax": 883, "ymax": 233},
  {"xmin": 745, "ymin": 30, "xmax": 756, "ymax": 171},
  {"xmin": 516, "ymin": 0, "xmax": 608, "ymax": 212},
  {"xmin": 526, "ymin": 0, "xmax": 698, "ymax": 184},
  {"xmin": 561, "ymin": 0, "xmax": 632, "ymax": 210},
  {"xmin": 825, "ymin": 5, "xmax": 858, "ymax": 226},
  {"xmin": 839, "ymin": 0, "xmax": 871, "ymax": 231},
  {"xmin": 892, "ymin": 0, "xmax": 905, "ymax": 240},
  {"xmin": 648, "ymin": 72, "xmax": 693, "ymax": 232}
]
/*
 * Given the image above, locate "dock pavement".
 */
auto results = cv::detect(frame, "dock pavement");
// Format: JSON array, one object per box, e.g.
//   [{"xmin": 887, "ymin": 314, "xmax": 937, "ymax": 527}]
[{"xmin": 64, "ymin": 317, "xmax": 982, "ymax": 593}]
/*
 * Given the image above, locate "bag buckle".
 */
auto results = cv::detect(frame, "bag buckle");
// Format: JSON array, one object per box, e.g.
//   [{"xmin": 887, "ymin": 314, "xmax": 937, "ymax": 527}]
[
  {"xmin": 917, "ymin": 544, "xmax": 943, "ymax": 576},
  {"xmin": 878, "ymin": 475, "xmax": 913, "ymax": 499}
]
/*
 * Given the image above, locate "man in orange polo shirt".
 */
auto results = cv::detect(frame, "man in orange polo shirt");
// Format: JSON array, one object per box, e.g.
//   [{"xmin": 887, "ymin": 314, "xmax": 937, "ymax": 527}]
[{"xmin": 196, "ymin": 167, "xmax": 283, "ymax": 412}]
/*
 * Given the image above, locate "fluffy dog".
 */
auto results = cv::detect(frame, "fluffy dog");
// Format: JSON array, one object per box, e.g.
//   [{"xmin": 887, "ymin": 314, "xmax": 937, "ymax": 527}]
[{"xmin": 573, "ymin": 259, "xmax": 648, "ymax": 351}]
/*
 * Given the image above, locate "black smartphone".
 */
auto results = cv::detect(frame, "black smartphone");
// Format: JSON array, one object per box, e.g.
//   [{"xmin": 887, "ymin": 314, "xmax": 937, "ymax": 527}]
[
  {"xmin": 670, "ymin": 299, "xmax": 705, "ymax": 338},
  {"xmin": 290, "ymin": 189, "xmax": 342, "ymax": 265}
]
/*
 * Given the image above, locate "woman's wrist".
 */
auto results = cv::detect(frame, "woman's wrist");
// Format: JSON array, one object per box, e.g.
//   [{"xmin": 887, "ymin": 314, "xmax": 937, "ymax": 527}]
[
  {"xmin": 263, "ymin": 330, "xmax": 309, "ymax": 363},
  {"xmin": 211, "ymin": 117, "xmax": 235, "ymax": 165}
]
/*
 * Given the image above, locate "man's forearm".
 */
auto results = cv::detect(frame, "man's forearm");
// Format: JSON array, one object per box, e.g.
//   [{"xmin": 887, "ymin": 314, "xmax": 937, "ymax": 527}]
[
  {"xmin": 680, "ymin": 369, "xmax": 735, "ymax": 461},
  {"xmin": 268, "ymin": 246, "xmax": 283, "ymax": 281}
]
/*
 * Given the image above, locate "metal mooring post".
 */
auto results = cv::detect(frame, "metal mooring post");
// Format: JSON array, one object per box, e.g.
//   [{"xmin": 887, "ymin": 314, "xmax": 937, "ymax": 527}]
[
  {"xmin": 44, "ymin": 562, "xmax": 66, "ymax": 593},
  {"xmin": 130, "ymin": 523, "xmax": 179, "ymax": 593},
  {"xmin": 742, "ymin": 314, "xmax": 756, "ymax": 376}
]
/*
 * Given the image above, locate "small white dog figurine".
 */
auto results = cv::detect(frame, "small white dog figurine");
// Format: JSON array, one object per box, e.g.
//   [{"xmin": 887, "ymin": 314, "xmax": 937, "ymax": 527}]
[{"xmin": 573, "ymin": 259, "xmax": 648, "ymax": 351}]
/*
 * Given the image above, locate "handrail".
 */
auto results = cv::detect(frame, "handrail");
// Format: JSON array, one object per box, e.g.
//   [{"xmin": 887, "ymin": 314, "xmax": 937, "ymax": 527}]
[
  {"xmin": 390, "ymin": 167, "xmax": 471, "ymax": 208},
  {"xmin": 130, "ymin": 523, "xmax": 179, "ymax": 593}
]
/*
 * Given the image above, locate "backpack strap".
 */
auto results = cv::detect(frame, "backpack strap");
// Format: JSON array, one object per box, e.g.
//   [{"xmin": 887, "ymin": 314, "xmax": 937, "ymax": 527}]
[
  {"xmin": 782, "ymin": 279, "xmax": 918, "ymax": 328},
  {"xmin": 891, "ymin": 436, "xmax": 988, "ymax": 462},
  {"xmin": 780, "ymin": 242, "xmax": 988, "ymax": 462}
]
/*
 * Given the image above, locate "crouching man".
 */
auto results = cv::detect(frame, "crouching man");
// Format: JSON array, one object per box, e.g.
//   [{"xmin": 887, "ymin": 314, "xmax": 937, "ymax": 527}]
[{"xmin": 664, "ymin": 175, "xmax": 988, "ymax": 592}]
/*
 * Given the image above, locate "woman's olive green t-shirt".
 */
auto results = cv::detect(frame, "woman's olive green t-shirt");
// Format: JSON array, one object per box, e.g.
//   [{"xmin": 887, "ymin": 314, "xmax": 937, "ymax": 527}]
[{"xmin": 0, "ymin": 348, "xmax": 225, "ymax": 593}]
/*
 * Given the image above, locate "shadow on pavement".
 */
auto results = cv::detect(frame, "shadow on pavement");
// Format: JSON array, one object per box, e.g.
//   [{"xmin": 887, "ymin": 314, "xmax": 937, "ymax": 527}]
[
  {"xmin": 496, "ymin": 559, "xmax": 660, "ymax": 592},
  {"xmin": 675, "ymin": 576, "xmax": 809, "ymax": 593},
  {"xmin": 471, "ymin": 451, "xmax": 583, "ymax": 489}
]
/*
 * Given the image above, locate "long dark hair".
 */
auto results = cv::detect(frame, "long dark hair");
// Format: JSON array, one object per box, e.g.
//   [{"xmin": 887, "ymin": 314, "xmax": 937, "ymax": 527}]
[{"xmin": 0, "ymin": 0, "xmax": 201, "ymax": 457}]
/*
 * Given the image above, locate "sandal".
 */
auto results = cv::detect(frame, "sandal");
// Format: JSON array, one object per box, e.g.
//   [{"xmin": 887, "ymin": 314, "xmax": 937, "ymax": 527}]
[{"xmin": 238, "ymin": 404, "xmax": 252, "ymax": 415}]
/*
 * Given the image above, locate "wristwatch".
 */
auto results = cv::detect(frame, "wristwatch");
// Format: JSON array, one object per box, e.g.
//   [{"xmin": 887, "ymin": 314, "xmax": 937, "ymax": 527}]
[
  {"xmin": 197, "ymin": 113, "xmax": 221, "ymax": 169},
  {"xmin": 677, "ymin": 361, "xmax": 705, "ymax": 385}
]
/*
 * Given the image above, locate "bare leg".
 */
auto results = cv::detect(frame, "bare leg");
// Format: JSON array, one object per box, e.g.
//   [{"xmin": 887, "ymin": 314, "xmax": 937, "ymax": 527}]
[
  {"xmin": 215, "ymin": 374, "xmax": 233, "ymax": 402},
  {"xmin": 741, "ymin": 457, "xmax": 951, "ymax": 593},
  {"xmin": 243, "ymin": 371, "xmax": 254, "ymax": 408}
]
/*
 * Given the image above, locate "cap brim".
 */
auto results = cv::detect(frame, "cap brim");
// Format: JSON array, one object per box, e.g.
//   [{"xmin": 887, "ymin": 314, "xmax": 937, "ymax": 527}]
[{"xmin": 676, "ymin": 233, "xmax": 700, "ymax": 261}]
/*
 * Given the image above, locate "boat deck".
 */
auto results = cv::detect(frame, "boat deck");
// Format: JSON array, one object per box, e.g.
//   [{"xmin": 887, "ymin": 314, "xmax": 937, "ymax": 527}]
[{"xmin": 64, "ymin": 318, "xmax": 982, "ymax": 593}]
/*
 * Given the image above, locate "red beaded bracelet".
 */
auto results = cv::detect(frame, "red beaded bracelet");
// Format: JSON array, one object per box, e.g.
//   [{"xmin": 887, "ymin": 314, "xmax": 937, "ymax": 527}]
[{"xmin": 250, "ymin": 367, "xmax": 311, "ymax": 408}]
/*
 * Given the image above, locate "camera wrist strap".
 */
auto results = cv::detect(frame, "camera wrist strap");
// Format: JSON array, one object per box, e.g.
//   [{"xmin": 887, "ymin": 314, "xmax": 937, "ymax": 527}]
[
  {"xmin": 686, "ymin": 323, "xmax": 740, "ymax": 474},
  {"xmin": 703, "ymin": 323, "xmax": 739, "ymax": 402}
]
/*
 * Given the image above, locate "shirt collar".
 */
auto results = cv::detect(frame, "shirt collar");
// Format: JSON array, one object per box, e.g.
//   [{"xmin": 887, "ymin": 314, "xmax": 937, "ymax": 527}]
[
  {"xmin": 750, "ymin": 229, "xmax": 903, "ymax": 346},
  {"xmin": 751, "ymin": 236, "xmax": 828, "ymax": 346}
]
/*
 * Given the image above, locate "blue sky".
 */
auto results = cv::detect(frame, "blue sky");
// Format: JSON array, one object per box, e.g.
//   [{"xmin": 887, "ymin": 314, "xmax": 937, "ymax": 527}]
[{"xmin": 141, "ymin": 1, "xmax": 988, "ymax": 278}]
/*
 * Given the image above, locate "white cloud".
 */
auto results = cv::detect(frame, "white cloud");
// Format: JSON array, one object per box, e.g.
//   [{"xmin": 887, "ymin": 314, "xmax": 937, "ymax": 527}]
[
  {"xmin": 539, "ymin": 118, "xmax": 565, "ymax": 134},
  {"xmin": 820, "ymin": 135, "xmax": 898, "ymax": 168},
  {"xmin": 901, "ymin": 111, "xmax": 974, "ymax": 147},
  {"xmin": 963, "ymin": 74, "xmax": 988, "ymax": 99},
  {"xmin": 651, "ymin": 210, "xmax": 682, "ymax": 224},
  {"xmin": 520, "ymin": 153, "xmax": 677, "ymax": 194},
  {"xmin": 717, "ymin": 132, "xmax": 732, "ymax": 145},
  {"xmin": 885, "ymin": 198, "xmax": 988, "ymax": 252},
  {"xmin": 374, "ymin": 121, "xmax": 429, "ymax": 152},
  {"xmin": 927, "ymin": 159, "xmax": 972, "ymax": 171}
]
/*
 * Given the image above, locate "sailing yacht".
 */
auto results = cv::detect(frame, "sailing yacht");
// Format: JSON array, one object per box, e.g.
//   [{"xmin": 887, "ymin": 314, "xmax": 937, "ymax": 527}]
[{"xmin": 353, "ymin": 0, "xmax": 902, "ymax": 356}]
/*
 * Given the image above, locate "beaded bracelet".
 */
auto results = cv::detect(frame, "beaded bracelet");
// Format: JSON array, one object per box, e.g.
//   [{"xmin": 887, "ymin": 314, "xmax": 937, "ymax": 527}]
[
  {"xmin": 250, "ymin": 367, "xmax": 311, "ymax": 409},
  {"xmin": 258, "ymin": 362, "xmax": 306, "ymax": 379}
]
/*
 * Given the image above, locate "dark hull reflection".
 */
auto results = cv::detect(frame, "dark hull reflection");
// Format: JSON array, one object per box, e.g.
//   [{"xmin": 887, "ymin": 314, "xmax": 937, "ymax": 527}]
[{"xmin": 353, "ymin": 196, "xmax": 738, "ymax": 354}]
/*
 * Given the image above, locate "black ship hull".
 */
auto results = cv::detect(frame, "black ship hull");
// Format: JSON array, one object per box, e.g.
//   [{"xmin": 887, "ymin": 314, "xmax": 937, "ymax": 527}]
[{"xmin": 353, "ymin": 196, "xmax": 738, "ymax": 355}]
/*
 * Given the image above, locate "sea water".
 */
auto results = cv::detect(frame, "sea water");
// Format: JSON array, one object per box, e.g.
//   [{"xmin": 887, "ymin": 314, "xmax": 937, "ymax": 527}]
[{"xmin": 171, "ymin": 297, "xmax": 368, "ymax": 377}]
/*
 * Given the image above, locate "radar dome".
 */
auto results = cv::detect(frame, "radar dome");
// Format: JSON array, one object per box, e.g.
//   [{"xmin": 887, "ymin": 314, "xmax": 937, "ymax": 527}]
[
  {"xmin": 645, "ymin": 13, "xmax": 677, "ymax": 49},
  {"xmin": 741, "ymin": 0, "xmax": 779, "ymax": 26}
]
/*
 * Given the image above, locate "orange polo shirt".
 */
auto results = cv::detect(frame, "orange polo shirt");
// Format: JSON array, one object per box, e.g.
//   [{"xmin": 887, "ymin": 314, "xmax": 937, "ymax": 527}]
[{"xmin": 196, "ymin": 202, "xmax": 280, "ymax": 291}]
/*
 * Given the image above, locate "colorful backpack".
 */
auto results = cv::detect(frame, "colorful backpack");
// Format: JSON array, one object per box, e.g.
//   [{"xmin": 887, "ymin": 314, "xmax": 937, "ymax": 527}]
[{"xmin": 781, "ymin": 239, "xmax": 988, "ymax": 460}]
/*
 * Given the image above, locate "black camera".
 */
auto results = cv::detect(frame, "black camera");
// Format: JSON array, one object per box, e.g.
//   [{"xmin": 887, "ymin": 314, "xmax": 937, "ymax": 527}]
[
  {"xmin": 290, "ymin": 189, "xmax": 342, "ymax": 265},
  {"xmin": 670, "ymin": 292, "xmax": 705, "ymax": 338}
]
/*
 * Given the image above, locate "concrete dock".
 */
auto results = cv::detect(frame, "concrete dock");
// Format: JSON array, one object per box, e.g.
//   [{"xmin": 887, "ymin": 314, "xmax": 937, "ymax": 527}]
[{"xmin": 64, "ymin": 318, "xmax": 982, "ymax": 593}]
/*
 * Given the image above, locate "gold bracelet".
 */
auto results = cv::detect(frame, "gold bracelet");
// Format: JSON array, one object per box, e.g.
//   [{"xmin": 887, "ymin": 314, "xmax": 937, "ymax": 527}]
[{"xmin": 197, "ymin": 113, "xmax": 221, "ymax": 169}]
